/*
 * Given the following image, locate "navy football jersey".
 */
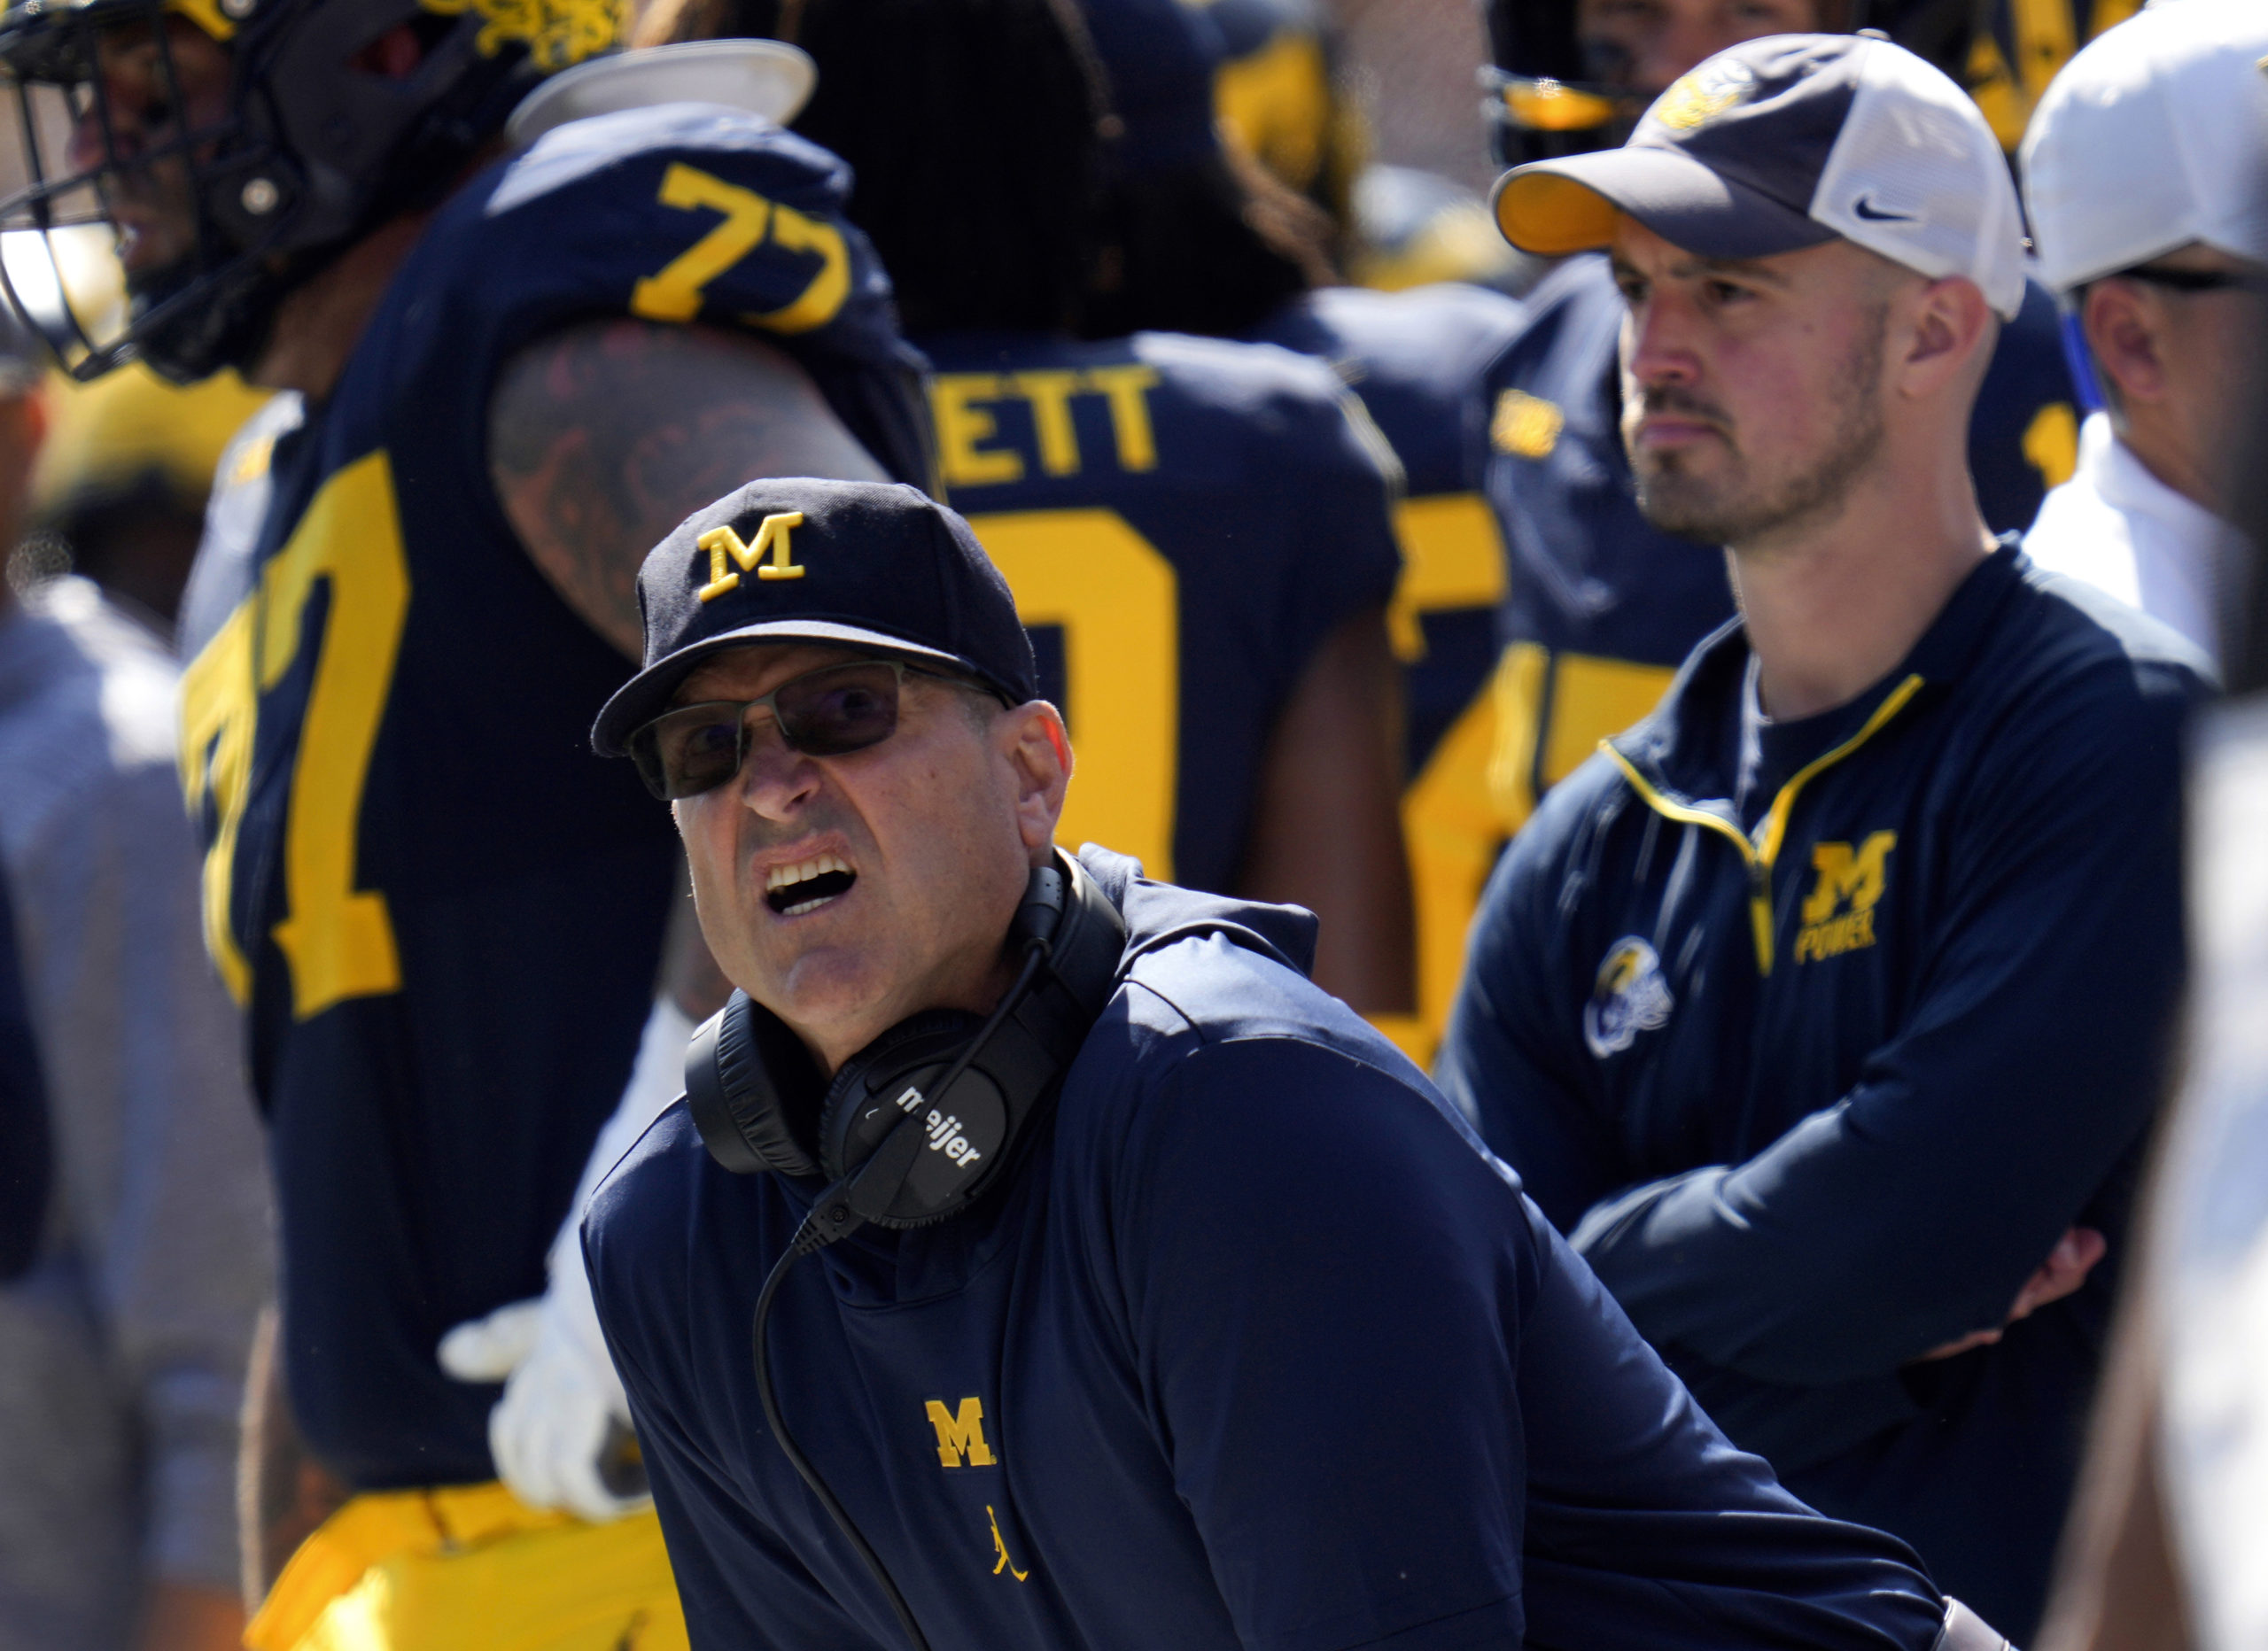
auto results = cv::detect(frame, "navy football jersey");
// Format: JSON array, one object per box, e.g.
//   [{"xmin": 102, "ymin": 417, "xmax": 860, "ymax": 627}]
[
  {"xmin": 1247, "ymin": 283, "xmax": 1526, "ymax": 1051},
  {"xmin": 1482, "ymin": 252, "xmax": 2079, "ymax": 834},
  {"xmin": 918, "ymin": 329, "xmax": 1400, "ymax": 897},
  {"xmin": 174, "ymin": 105, "xmax": 930, "ymax": 1490}
]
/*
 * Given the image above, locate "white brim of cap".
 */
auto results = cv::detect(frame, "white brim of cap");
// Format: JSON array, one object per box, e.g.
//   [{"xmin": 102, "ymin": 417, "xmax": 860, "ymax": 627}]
[
  {"xmin": 507, "ymin": 41, "xmax": 819, "ymax": 151},
  {"xmin": 1493, "ymin": 144, "xmax": 1835, "ymax": 261},
  {"xmin": 592, "ymin": 619, "xmax": 982, "ymax": 757}
]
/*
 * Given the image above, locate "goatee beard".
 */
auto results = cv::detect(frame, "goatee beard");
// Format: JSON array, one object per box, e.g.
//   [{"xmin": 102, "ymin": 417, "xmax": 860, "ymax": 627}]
[{"xmin": 1629, "ymin": 322, "xmax": 1886, "ymax": 546}]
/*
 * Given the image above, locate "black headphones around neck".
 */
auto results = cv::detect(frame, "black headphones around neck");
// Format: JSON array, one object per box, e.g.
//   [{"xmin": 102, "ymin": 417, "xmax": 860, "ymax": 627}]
[
  {"xmin": 683, "ymin": 849, "xmax": 1125, "ymax": 1651},
  {"xmin": 683, "ymin": 848, "xmax": 1127, "ymax": 1230}
]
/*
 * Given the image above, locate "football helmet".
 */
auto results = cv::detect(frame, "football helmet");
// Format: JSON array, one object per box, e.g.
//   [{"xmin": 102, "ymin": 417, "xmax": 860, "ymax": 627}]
[
  {"xmin": 0, "ymin": 0, "xmax": 626, "ymax": 381},
  {"xmin": 1479, "ymin": 0, "xmax": 1982, "ymax": 170}
]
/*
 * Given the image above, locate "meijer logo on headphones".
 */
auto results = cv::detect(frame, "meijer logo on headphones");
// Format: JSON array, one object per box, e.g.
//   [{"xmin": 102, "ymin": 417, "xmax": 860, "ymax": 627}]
[
  {"xmin": 926, "ymin": 1108, "xmax": 983, "ymax": 1168},
  {"xmin": 892, "ymin": 1082, "xmax": 984, "ymax": 1168}
]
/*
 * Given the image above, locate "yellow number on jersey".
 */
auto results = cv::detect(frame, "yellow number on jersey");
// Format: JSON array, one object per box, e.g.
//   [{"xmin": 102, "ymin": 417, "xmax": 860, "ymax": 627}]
[
  {"xmin": 179, "ymin": 451, "xmax": 411, "ymax": 1019},
  {"xmin": 630, "ymin": 163, "xmax": 850, "ymax": 336},
  {"xmin": 964, "ymin": 509, "xmax": 1178, "ymax": 880},
  {"xmin": 180, "ymin": 601, "xmax": 259, "ymax": 1003},
  {"xmin": 1386, "ymin": 492, "xmax": 1509, "ymax": 1057}
]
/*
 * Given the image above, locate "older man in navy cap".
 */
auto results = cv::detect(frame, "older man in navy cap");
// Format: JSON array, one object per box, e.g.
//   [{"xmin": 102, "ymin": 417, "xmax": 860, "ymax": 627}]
[
  {"xmin": 579, "ymin": 473, "xmax": 2015, "ymax": 1649},
  {"xmin": 1439, "ymin": 33, "xmax": 2212, "ymax": 1640}
]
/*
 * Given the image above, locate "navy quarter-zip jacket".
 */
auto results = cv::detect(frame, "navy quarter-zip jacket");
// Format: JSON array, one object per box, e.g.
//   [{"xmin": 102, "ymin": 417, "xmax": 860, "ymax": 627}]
[
  {"xmin": 587, "ymin": 848, "xmax": 1953, "ymax": 1651},
  {"xmin": 1437, "ymin": 542, "xmax": 2213, "ymax": 1639}
]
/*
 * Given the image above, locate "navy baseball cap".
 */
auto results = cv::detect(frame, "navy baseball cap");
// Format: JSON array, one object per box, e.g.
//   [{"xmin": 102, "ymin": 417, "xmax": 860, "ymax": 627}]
[
  {"xmin": 591, "ymin": 478, "xmax": 1039, "ymax": 756},
  {"xmin": 1492, "ymin": 34, "xmax": 2026, "ymax": 321}
]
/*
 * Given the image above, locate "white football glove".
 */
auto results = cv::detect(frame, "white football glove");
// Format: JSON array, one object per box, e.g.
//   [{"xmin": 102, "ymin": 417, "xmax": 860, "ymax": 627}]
[
  {"xmin": 437, "ymin": 998, "xmax": 693, "ymax": 1523},
  {"xmin": 438, "ymin": 1244, "xmax": 641, "ymax": 1522}
]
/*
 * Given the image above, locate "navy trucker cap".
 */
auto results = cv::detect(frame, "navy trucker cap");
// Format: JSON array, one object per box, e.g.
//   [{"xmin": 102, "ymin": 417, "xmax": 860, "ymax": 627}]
[
  {"xmin": 592, "ymin": 478, "xmax": 1038, "ymax": 756},
  {"xmin": 1492, "ymin": 34, "xmax": 2026, "ymax": 321}
]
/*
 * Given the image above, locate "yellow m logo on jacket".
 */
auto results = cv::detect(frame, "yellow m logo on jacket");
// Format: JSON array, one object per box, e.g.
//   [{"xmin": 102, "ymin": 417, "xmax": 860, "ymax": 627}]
[
  {"xmin": 1797, "ymin": 832, "xmax": 1896, "ymax": 964},
  {"xmin": 925, "ymin": 1398, "xmax": 998, "ymax": 1469}
]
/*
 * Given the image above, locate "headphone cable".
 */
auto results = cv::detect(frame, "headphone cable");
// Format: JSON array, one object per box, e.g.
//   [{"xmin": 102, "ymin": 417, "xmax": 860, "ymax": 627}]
[
  {"xmin": 746, "ymin": 939, "xmax": 1052, "ymax": 1651},
  {"xmin": 752, "ymin": 1235, "xmax": 933, "ymax": 1651}
]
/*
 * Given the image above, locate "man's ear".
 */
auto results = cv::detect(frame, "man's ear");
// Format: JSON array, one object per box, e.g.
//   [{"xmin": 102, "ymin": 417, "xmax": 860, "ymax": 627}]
[
  {"xmin": 1000, "ymin": 701, "xmax": 1071, "ymax": 859},
  {"xmin": 2082, "ymin": 280, "xmax": 2168, "ymax": 409},
  {"xmin": 1897, "ymin": 275, "xmax": 1994, "ymax": 399}
]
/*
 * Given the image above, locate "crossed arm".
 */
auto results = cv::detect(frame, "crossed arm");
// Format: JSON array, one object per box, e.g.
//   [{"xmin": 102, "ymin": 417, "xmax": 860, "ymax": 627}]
[
  {"xmin": 1569, "ymin": 688, "xmax": 2185, "ymax": 1383},
  {"xmin": 1449, "ymin": 670, "xmax": 2190, "ymax": 1386}
]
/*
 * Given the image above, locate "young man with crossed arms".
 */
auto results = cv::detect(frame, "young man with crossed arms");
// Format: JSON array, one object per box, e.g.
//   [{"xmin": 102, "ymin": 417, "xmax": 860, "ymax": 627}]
[{"xmin": 1441, "ymin": 33, "xmax": 2211, "ymax": 1641}]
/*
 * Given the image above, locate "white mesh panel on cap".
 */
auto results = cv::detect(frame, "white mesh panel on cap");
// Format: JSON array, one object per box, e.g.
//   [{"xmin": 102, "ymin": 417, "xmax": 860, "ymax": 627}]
[{"xmin": 1808, "ymin": 38, "xmax": 2025, "ymax": 320}]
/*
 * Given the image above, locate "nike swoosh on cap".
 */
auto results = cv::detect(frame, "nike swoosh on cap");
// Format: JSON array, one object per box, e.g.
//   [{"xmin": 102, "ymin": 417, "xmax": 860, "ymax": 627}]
[{"xmin": 1852, "ymin": 195, "xmax": 1917, "ymax": 222}]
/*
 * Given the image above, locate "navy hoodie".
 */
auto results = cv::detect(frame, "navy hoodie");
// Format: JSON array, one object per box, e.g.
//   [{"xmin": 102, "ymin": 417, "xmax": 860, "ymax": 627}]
[{"xmin": 586, "ymin": 847, "xmax": 1950, "ymax": 1651}]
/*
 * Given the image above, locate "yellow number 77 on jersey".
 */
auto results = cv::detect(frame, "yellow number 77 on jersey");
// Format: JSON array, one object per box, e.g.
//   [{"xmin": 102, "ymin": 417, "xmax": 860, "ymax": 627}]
[{"xmin": 630, "ymin": 163, "xmax": 850, "ymax": 335}]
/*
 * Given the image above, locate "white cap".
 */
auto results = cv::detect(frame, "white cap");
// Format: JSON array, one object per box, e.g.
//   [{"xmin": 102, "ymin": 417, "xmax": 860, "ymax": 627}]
[
  {"xmin": 2020, "ymin": 0, "xmax": 2268, "ymax": 295},
  {"xmin": 1495, "ymin": 35, "xmax": 2027, "ymax": 321}
]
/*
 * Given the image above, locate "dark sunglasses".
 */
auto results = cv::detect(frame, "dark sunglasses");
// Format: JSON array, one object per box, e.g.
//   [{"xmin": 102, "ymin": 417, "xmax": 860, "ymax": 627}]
[
  {"xmin": 628, "ymin": 659, "xmax": 952, "ymax": 801},
  {"xmin": 2118, "ymin": 266, "xmax": 2268, "ymax": 297}
]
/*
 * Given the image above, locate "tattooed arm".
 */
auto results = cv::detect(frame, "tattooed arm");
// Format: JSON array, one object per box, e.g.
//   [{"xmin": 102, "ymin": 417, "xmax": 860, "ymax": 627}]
[
  {"xmin": 489, "ymin": 316, "xmax": 889, "ymax": 659},
  {"xmin": 487, "ymin": 315, "xmax": 874, "ymax": 1005}
]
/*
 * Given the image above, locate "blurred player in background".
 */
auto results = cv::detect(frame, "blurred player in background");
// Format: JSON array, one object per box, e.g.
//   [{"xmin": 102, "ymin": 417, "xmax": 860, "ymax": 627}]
[
  {"xmin": 1207, "ymin": 0, "xmax": 1529, "ymax": 297},
  {"xmin": 0, "ymin": 0, "xmax": 936, "ymax": 1644},
  {"xmin": 1207, "ymin": 0, "xmax": 1358, "ymax": 232},
  {"xmin": 0, "ymin": 314, "xmax": 271, "ymax": 1651},
  {"xmin": 1475, "ymin": 0, "xmax": 2079, "ymax": 842},
  {"xmin": 1195, "ymin": 0, "xmax": 1511, "ymax": 297},
  {"xmin": 636, "ymin": 0, "xmax": 1418, "ymax": 1021},
  {"xmin": 1497, "ymin": 0, "xmax": 2138, "ymax": 159},
  {"xmin": 27, "ymin": 366, "xmax": 267, "ymax": 635},
  {"xmin": 2018, "ymin": 0, "xmax": 2267, "ymax": 673},
  {"xmin": 1965, "ymin": 0, "xmax": 2140, "ymax": 156},
  {"xmin": 1078, "ymin": 0, "xmax": 1531, "ymax": 1057}
]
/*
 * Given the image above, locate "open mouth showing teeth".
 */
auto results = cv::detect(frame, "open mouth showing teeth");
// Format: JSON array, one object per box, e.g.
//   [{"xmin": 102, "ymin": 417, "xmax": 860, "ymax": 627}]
[{"xmin": 766, "ymin": 852, "xmax": 857, "ymax": 917}]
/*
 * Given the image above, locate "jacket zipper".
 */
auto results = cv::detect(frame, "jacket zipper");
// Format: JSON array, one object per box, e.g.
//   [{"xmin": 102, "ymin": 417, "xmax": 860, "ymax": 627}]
[{"xmin": 1601, "ymin": 673, "xmax": 1926, "ymax": 975}]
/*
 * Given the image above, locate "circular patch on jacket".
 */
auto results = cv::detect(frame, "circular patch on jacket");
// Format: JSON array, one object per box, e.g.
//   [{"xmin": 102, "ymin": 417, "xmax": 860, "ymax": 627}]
[{"xmin": 1583, "ymin": 937, "xmax": 1675, "ymax": 1058}]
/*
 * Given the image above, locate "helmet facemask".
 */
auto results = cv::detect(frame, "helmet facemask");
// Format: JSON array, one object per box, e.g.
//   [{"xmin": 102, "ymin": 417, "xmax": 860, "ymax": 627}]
[
  {"xmin": 0, "ymin": 0, "xmax": 619, "ymax": 383},
  {"xmin": 1477, "ymin": 0, "xmax": 1977, "ymax": 174},
  {"xmin": 0, "ymin": 0, "xmax": 268, "ymax": 379},
  {"xmin": 1477, "ymin": 0, "xmax": 1649, "ymax": 172}
]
